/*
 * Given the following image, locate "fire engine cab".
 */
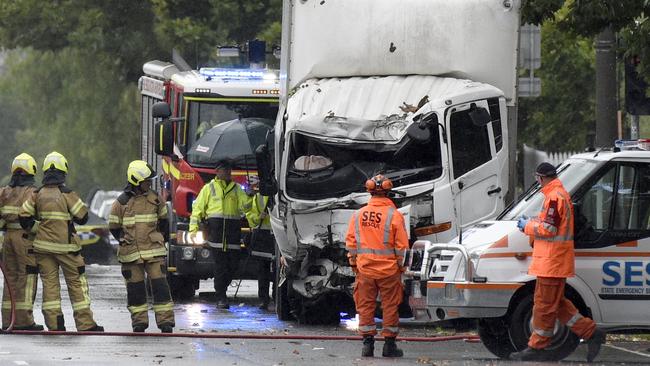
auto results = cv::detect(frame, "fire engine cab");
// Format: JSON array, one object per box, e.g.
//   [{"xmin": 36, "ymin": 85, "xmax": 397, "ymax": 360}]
[
  {"xmin": 407, "ymin": 140, "xmax": 650, "ymax": 361},
  {"xmin": 139, "ymin": 60, "xmax": 279, "ymax": 299}
]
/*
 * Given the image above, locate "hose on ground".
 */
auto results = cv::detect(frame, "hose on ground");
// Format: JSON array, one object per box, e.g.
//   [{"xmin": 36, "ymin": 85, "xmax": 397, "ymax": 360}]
[{"xmin": 0, "ymin": 259, "xmax": 16, "ymax": 333}]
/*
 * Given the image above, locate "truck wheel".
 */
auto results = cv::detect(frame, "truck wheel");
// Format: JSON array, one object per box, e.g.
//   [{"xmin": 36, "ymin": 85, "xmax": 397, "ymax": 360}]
[
  {"xmin": 275, "ymin": 269, "xmax": 292, "ymax": 321},
  {"xmin": 168, "ymin": 274, "xmax": 196, "ymax": 301},
  {"xmin": 507, "ymin": 292, "xmax": 580, "ymax": 361},
  {"xmin": 478, "ymin": 318, "xmax": 516, "ymax": 359}
]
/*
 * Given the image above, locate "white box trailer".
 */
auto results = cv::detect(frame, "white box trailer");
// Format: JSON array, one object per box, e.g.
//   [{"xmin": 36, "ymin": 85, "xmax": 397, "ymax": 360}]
[{"xmin": 262, "ymin": 0, "xmax": 521, "ymax": 323}]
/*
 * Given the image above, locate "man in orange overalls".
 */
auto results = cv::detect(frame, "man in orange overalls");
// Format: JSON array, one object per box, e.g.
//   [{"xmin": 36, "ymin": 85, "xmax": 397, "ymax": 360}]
[
  {"xmin": 346, "ymin": 175, "xmax": 409, "ymax": 358},
  {"xmin": 511, "ymin": 162, "xmax": 606, "ymax": 362}
]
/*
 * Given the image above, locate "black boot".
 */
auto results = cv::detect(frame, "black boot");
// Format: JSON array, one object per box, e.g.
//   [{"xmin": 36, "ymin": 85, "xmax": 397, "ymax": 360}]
[
  {"xmin": 510, "ymin": 347, "xmax": 549, "ymax": 361},
  {"xmin": 14, "ymin": 323, "xmax": 44, "ymax": 331},
  {"xmin": 132, "ymin": 324, "xmax": 147, "ymax": 333},
  {"xmin": 361, "ymin": 335, "xmax": 374, "ymax": 357},
  {"xmin": 160, "ymin": 325, "xmax": 173, "ymax": 334},
  {"xmin": 586, "ymin": 328, "xmax": 607, "ymax": 362},
  {"xmin": 382, "ymin": 337, "xmax": 403, "ymax": 357}
]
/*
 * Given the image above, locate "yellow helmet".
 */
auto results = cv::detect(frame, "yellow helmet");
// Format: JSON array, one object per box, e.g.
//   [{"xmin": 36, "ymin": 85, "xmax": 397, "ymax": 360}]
[
  {"xmin": 127, "ymin": 160, "xmax": 155, "ymax": 186},
  {"xmin": 11, "ymin": 153, "xmax": 37, "ymax": 175},
  {"xmin": 43, "ymin": 151, "xmax": 69, "ymax": 173}
]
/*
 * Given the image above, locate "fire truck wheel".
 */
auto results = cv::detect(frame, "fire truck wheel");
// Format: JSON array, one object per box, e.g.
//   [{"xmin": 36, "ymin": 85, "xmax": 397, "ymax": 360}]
[
  {"xmin": 478, "ymin": 317, "xmax": 516, "ymax": 359},
  {"xmin": 168, "ymin": 274, "xmax": 196, "ymax": 301},
  {"xmin": 507, "ymin": 292, "xmax": 580, "ymax": 361}
]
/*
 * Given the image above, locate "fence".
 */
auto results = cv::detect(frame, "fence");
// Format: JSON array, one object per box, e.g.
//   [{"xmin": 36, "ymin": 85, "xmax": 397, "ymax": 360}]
[{"xmin": 522, "ymin": 144, "xmax": 578, "ymax": 188}]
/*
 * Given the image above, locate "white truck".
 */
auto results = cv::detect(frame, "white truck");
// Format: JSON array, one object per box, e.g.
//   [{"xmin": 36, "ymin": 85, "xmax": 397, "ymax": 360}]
[
  {"xmin": 409, "ymin": 142, "xmax": 650, "ymax": 361},
  {"xmin": 256, "ymin": 0, "xmax": 522, "ymax": 323}
]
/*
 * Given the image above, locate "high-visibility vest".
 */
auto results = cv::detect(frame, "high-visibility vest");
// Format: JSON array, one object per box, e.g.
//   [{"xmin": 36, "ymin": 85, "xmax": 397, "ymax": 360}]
[
  {"xmin": 0, "ymin": 185, "xmax": 35, "ymax": 230},
  {"xmin": 109, "ymin": 190, "xmax": 168, "ymax": 263},
  {"xmin": 189, "ymin": 179, "xmax": 251, "ymax": 250},
  {"xmin": 345, "ymin": 196, "xmax": 409, "ymax": 279},
  {"xmin": 21, "ymin": 186, "xmax": 87, "ymax": 254},
  {"xmin": 525, "ymin": 178, "xmax": 575, "ymax": 278},
  {"xmin": 245, "ymin": 193, "xmax": 271, "ymax": 230}
]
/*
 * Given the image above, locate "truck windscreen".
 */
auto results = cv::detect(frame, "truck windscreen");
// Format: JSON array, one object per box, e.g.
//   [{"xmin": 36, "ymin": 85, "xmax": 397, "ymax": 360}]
[
  {"xmin": 185, "ymin": 100, "xmax": 278, "ymax": 148},
  {"xmin": 286, "ymin": 131, "xmax": 442, "ymax": 200}
]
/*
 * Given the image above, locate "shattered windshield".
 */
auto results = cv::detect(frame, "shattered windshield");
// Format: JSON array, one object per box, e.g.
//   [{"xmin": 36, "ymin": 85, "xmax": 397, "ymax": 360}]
[{"xmin": 285, "ymin": 129, "xmax": 442, "ymax": 200}]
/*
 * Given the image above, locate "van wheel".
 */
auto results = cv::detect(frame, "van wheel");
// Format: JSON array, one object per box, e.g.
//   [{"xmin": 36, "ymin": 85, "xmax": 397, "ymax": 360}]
[
  {"xmin": 507, "ymin": 292, "xmax": 580, "ymax": 361},
  {"xmin": 478, "ymin": 318, "xmax": 516, "ymax": 359}
]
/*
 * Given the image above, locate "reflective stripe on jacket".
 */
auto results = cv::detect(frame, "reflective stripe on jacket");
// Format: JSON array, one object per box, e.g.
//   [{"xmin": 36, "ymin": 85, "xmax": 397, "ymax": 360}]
[
  {"xmin": 0, "ymin": 185, "xmax": 35, "ymax": 231},
  {"xmin": 109, "ymin": 191, "xmax": 168, "ymax": 263},
  {"xmin": 189, "ymin": 179, "xmax": 251, "ymax": 249},
  {"xmin": 524, "ymin": 178, "xmax": 575, "ymax": 278},
  {"xmin": 245, "ymin": 193, "xmax": 271, "ymax": 230},
  {"xmin": 20, "ymin": 186, "xmax": 87, "ymax": 254},
  {"xmin": 345, "ymin": 196, "xmax": 409, "ymax": 279}
]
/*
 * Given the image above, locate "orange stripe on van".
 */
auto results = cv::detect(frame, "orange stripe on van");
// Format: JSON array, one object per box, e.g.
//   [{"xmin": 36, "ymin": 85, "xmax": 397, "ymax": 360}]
[
  {"xmin": 426, "ymin": 282, "xmax": 446, "ymax": 289},
  {"xmin": 480, "ymin": 252, "xmax": 532, "ymax": 259},
  {"xmin": 455, "ymin": 283, "xmax": 523, "ymax": 290},
  {"xmin": 574, "ymin": 251, "xmax": 650, "ymax": 257},
  {"xmin": 489, "ymin": 235, "xmax": 509, "ymax": 249},
  {"xmin": 616, "ymin": 241, "xmax": 638, "ymax": 248},
  {"xmin": 481, "ymin": 251, "xmax": 650, "ymax": 258}
]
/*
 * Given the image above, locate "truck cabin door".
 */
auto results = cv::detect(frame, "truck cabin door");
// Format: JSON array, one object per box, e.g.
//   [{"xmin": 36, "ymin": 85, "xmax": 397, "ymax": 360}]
[{"xmin": 446, "ymin": 99, "xmax": 503, "ymax": 227}]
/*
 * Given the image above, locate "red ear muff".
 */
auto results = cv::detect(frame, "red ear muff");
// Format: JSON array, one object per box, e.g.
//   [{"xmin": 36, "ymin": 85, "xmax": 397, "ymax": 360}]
[
  {"xmin": 381, "ymin": 178, "xmax": 393, "ymax": 190},
  {"xmin": 365, "ymin": 178, "xmax": 377, "ymax": 191}
]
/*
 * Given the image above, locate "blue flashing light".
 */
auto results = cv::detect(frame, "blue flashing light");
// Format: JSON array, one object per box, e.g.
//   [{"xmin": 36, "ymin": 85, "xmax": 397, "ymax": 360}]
[{"xmin": 199, "ymin": 68, "xmax": 266, "ymax": 80}]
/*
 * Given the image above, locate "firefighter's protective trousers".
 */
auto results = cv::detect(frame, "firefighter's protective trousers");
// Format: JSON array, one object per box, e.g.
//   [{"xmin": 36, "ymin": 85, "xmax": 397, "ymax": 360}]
[
  {"xmin": 109, "ymin": 189, "xmax": 174, "ymax": 329},
  {"xmin": 529, "ymin": 277, "xmax": 596, "ymax": 349},
  {"xmin": 346, "ymin": 196, "xmax": 409, "ymax": 337},
  {"xmin": 37, "ymin": 252, "xmax": 96, "ymax": 330},
  {"xmin": 121, "ymin": 259, "xmax": 174, "ymax": 329},
  {"xmin": 20, "ymin": 185, "xmax": 99, "ymax": 331},
  {"xmin": 1, "ymin": 184, "xmax": 38, "ymax": 328},
  {"xmin": 1, "ymin": 230, "xmax": 38, "ymax": 328}
]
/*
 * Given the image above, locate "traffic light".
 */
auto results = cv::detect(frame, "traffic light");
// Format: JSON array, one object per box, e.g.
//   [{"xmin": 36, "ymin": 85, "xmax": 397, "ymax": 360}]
[{"xmin": 625, "ymin": 55, "xmax": 650, "ymax": 115}]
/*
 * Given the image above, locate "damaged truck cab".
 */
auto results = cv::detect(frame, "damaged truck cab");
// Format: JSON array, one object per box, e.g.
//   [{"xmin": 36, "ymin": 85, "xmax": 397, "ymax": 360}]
[{"xmin": 266, "ymin": 0, "xmax": 521, "ymax": 323}]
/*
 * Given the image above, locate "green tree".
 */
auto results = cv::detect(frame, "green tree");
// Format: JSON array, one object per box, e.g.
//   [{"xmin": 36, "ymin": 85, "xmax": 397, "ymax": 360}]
[
  {"xmin": 0, "ymin": 49, "xmax": 139, "ymax": 195},
  {"xmin": 518, "ymin": 20, "xmax": 595, "ymax": 151},
  {"xmin": 523, "ymin": 0, "xmax": 650, "ymax": 78},
  {"xmin": 151, "ymin": 0, "xmax": 282, "ymax": 67},
  {"xmin": 0, "ymin": 0, "xmax": 163, "ymax": 80}
]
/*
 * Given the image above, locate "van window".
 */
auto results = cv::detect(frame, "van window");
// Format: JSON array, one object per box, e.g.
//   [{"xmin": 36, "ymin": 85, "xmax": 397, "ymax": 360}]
[
  {"xmin": 449, "ymin": 107, "xmax": 492, "ymax": 178},
  {"xmin": 574, "ymin": 162, "xmax": 650, "ymax": 248}
]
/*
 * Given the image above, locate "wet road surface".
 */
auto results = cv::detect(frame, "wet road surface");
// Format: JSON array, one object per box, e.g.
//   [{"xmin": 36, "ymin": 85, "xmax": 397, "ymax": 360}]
[{"xmin": 1, "ymin": 265, "xmax": 650, "ymax": 365}]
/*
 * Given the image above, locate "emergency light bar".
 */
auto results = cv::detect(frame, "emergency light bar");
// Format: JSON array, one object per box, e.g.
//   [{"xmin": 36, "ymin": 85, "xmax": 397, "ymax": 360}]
[
  {"xmin": 199, "ymin": 68, "xmax": 277, "ymax": 80},
  {"xmin": 615, "ymin": 139, "xmax": 650, "ymax": 151}
]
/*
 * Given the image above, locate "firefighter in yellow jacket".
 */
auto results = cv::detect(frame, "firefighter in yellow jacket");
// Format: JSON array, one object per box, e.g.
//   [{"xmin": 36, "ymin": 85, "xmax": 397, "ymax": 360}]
[
  {"xmin": 189, "ymin": 160, "xmax": 251, "ymax": 309},
  {"xmin": 109, "ymin": 160, "xmax": 174, "ymax": 333},
  {"xmin": 19, "ymin": 152, "xmax": 103, "ymax": 332},
  {"xmin": 0, "ymin": 153, "xmax": 43, "ymax": 330}
]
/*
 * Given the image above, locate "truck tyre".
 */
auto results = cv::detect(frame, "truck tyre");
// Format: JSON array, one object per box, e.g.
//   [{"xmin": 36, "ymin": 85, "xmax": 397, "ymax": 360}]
[
  {"xmin": 275, "ymin": 251, "xmax": 292, "ymax": 321},
  {"xmin": 507, "ymin": 292, "xmax": 579, "ymax": 361},
  {"xmin": 478, "ymin": 318, "xmax": 516, "ymax": 359},
  {"xmin": 168, "ymin": 274, "xmax": 196, "ymax": 301}
]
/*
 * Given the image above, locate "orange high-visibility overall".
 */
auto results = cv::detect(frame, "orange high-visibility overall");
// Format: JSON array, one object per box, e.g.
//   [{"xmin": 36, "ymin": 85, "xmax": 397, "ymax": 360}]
[
  {"xmin": 524, "ymin": 179, "xmax": 596, "ymax": 349},
  {"xmin": 346, "ymin": 196, "xmax": 409, "ymax": 337}
]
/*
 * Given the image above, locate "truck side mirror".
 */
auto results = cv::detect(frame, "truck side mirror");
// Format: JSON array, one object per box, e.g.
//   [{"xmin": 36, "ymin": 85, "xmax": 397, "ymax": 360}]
[
  {"xmin": 407, "ymin": 112, "xmax": 444, "ymax": 143},
  {"xmin": 255, "ymin": 144, "xmax": 278, "ymax": 196},
  {"xmin": 154, "ymin": 120, "xmax": 174, "ymax": 156},
  {"xmin": 152, "ymin": 102, "xmax": 172, "ymax": 119},
  {"xmin": 469, "ymin": 104, "xmax": 491, "ymax": 126}
]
